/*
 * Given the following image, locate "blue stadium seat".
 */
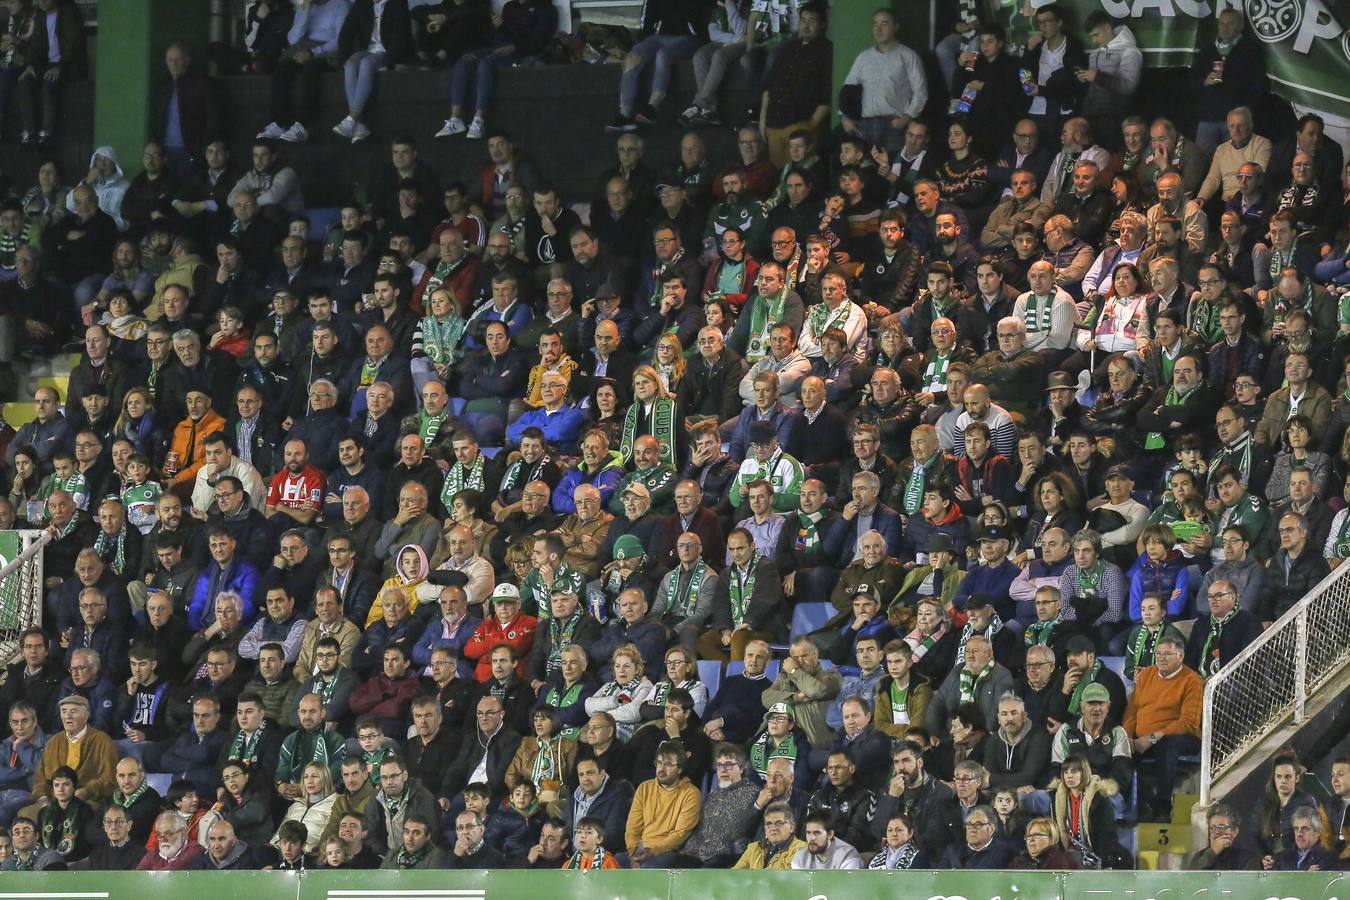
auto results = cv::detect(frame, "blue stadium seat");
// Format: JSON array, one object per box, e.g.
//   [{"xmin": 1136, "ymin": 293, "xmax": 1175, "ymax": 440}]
[
  {"xmin": 305, "ymin": 207, "xmax": 342, "ymax": 240},
  {"xmin": 698, "ymin": 660, "xmax": 723, "ymax": 701},
  {"xmin": 449, "ymin": 397, "xmax": 466, "ymax": 416},
  {"xmin": 481, "ymin": 446, "xmax": 503, "ymax": 458},
  {"xmin": 790, "ymin": 602, "xmax": 836, "ymax": 638},
  {"xmin": 1101, "ymin": 655, "xmax": 1128, "ymax": 683}
]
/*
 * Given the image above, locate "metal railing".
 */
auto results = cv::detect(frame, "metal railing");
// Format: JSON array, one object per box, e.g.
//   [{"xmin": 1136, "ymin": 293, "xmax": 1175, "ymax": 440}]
[
  {"xmin": 0, "ymin": 529, "xmax": 48, "ymax": 667},
  {"xmin": 1199, "ymin": 558, "xmax": 1350, "ymax": 805}
]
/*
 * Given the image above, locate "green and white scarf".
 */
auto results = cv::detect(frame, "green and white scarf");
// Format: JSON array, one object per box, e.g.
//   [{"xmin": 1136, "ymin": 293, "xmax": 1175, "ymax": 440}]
[
  {"xmin": 545, "ymin": 681, "xmax": 588, "ymax": 739},
  {"xmin": 807, "ymin": 298, "xmax": 854, "ymax": 342},
  {"xmin": 1023, "ymin": 293, "xmax": 1054, "ymax": 333},
  {"xmin": 906, "ymin": 623, "xmax": 948, "ymax": 663},
  {"xmin": 1332, "ymin": 511, "xmax": 1350, "ymax": 558},
  {"xmin": 94, "ymin": 525, "xmax": 129, "ymax": 576},
  {"xmin": 922, "ymin": 351, "xmax": 951, "ymax": 390},
  {"xmin": 545, "ymin": 608, "xmax": 585, "ymax": 675},
  {"xmin": 380, "ymin": 784, "xmax": 409, "ymax": 820},
  {"xmin": 670, "ymin": 559, "xmax": 707, "ymax": 618},
  {"xmin": 1209, "ymin": 434, "xmax": 1253, "ymax": 487},
  {"xmin": 1076, "ymin": 562, "xmax": 1105, "ymax": 597},
  {"xmin": 499, "ymin": 455, "xmax": 552, "ymax": 497},
  {"xmin": 902, "ymin": 453, "xmax": 941, "ymax": 515},
  {"xmin": 1067, "ymin": 659, "xmax": 1103, "ymax": 715},
  {"xmin": 1144, "ymin": 384, "xmax": 1197, "ymax": 449},
  {"xmin": 1199, "ymin": 608, "xmax": 1237, "ymax": 678},
  {"xmin": 746, "ymin": 289, "xmax": 789, "ymax": 362},
  {"xmin": 564, "ymin": 845, "xmax": 609, "ymax": 870},
  {"xmin": 419, "ymin": 410, "xmax": 449, "ymax": 448},
  {"xmin": 394, "ymin": 841, "xmax": 431, "ymax": 868},
  {"xmin": 958, "ymin": 661, "xmax": 994, "ymax": 704},
  {"xmin": 442, "ymin": 454, "xmax": 487, "ymax": 504},
  {"xmin": 729, "ymin": 554, "xmax": 760, "ymax": 627},
  {"xmin": 40, "ymin": 803, "xmax": 80, "ymax": 856},
  {"xmin": 419, "ymin": 312, "xmax": 467, "ymax": 366},
  {"xmin": 957, "ymin": 615, "xmax": 1003, "ymax": 667},
  {"xmin": 620, "ymin": 397, "xmax": 677, "ymax": 467},
  {"xmin": 530, "ymin": 734, "xmax": 563, "ymax": 784},
  {"xmin": 1024, "ymin": 614, "xmax": 1061, "ymax": 647},
  {"xmin": 228, "ymin": 724, "xmax": 267, "ymax": 766},
  {"xmin": 749, "ymin": 730, "xmax": 798, "ymax": 777},
  {"xmin": 1129, "ymin": 624, "xmax": 1164, "ymax": 677},
  {"xmin": 113, "ymin": 782, "xmax": 150, "ymax": 808},
  {"xmin": 651, "ymin": 678, "xmax": 695, "ymax": 709}
]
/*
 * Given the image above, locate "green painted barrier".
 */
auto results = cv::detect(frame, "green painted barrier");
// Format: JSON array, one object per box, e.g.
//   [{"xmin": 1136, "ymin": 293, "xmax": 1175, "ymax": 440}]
[{"xmin": 1, "ymin": 869, "xmax": 1346, "ymax": 900}]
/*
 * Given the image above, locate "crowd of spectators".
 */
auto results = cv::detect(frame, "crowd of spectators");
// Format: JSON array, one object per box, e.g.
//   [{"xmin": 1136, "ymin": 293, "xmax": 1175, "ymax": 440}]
[{"xmin": 0, "ymin": 0, "xmax": 1346, "ymax": 877}]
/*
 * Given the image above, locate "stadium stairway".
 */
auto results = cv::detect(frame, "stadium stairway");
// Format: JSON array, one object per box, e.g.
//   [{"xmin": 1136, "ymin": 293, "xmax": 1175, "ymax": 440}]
[{"xmin": 8, "ymin": 353, "xmax": 77, "ymax": 424}]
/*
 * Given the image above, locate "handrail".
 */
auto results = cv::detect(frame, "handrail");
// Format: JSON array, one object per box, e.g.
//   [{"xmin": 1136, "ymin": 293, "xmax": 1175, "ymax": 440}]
[{"xmin": 1199, "ymin": 558, "xmax": 1350, "ymax": 805}]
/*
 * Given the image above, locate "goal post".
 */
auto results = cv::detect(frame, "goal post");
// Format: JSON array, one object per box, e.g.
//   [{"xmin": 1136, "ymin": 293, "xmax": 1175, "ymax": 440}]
[{"xmin": 0, "ymin": 529, "xmax": 48, "ymax": 664}]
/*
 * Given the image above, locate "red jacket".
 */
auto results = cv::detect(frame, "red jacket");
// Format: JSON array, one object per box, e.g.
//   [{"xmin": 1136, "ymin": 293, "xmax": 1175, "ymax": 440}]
[
  {"xmin": 463, "ymin": 613, "xmax": 539, "ymax": 681},
  {"xmin": 701, "ymin": 254, "xmax": 761, "ymax": 308},
  {"xmin": 348, "ymin": 672, "xmax": 422, "ymax": 721}
]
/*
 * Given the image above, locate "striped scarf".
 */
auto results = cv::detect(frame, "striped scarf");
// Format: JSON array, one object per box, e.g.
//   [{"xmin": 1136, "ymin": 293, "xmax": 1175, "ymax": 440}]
[{"xmin": 564, "ymin": 845, "xmax": 608, "ymax": 869}]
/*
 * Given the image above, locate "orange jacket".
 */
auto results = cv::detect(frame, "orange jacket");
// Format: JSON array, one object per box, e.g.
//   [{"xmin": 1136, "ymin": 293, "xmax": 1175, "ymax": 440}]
[
  {"xmin": 166, "ymin": 409, "xmax": 226, "ymax": 487},
  {"xmin": 1124, "ymin": 664, "xmax": 1204, "ymax": 739}
]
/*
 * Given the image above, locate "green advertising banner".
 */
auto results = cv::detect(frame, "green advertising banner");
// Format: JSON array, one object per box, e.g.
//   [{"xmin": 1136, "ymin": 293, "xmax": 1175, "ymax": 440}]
[
  {"xmin": 2, "ymin": 869, "xmax": 1348, "ymax": 900},
  {"xmin": 1057, "ymin": 0, "xmax": 1350, "ymax": 121}
]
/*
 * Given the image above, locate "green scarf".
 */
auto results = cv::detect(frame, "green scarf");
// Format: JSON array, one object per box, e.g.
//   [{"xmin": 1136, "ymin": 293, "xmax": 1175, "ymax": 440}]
[
  {"xmin": 806, "ymin": 298, "xmax": 854, "ymax": 341},
  {"xmin": 442, "ymin": 454, "xmax": 487, "ymax": 506},
  {"xmin": 11, "ymin": 851, "xmax": 35, "ymax": 870},
  {"xmin": 796, "ymin": 510, "xmax": 824, "ymax": 550},
  {"xmin": 958, "ymin": 614, "xmax": 1003, "ymax": 667},
  {"xmin": 922, "ymin": 351, "xmax": 951, "ymax": 390},
  {"xmin": 394, "ymin": 840, "xmax": 432, "ymax": 868},
  {"xmin": 746, "ymin": 289, "xmax": 789, "ymax": 361},
  {"xmin": 564, "ymin": 845, "xmax": 608, "ymax": 870},
  {"xmin": 902, "ymin": 453, "xmax": 940, "ymax": 515},
  {"xmin": 1076, "ymin": 562, "xmax": 1105, "ymax": 597},
  {"xmin": 1023, "ymin": 293, "xmax": 1054, "ymax": 333},
  {"xmin": 419, "ymin": 312, "xmax": 467, "ymax": 366},
  {"xmin": 1129, "ymin": 624, "xmax": 1163, "ymax": 678},
  {"xmin": 1144, "ymin": 383, "xmax": 1196, "ymax": 449},
  {"xmin": 1333, "ymin": 510, "xmax": 1350, "ymax": 558},
  {"xmin": 359, "ymin": 357, "xmax": 381, "ymax": 391},
  {"xmin": 380, "ymin": 784, "xmax": 409, "ymax": 819},
  {"xmin": 364, "ymin": 747, "xmax": 391, "ymax": 786},
  {"xmin": 545, "ymin": 681, "xmax": 587, "ymax": 740},
  {"xmin": 419, "ymin": 410, "xmax": 448, "ymax": 448},
  {"xmin": 310, "ymin": 673, "xmax": 340, "ymax": 706},
  {"xmin": 729, "ymin": 553, "xmax": 759, "ymax": 627},
  {"xmin": 1067, "ymin": 659, "xmax": 1103, "ymax": 715},
  {"xmin": 228, "ymin": 724, "xmax": 266, "ymax": 766},
  {"xmin": 1190, "ymin": 297, "xmax": 1223, "ymax": 345},
  {"xmin": 958, "ymin": 661, "xmax": 994, "ymax": 704},
  {"xmin": 545, "ymin": 609, "xmax": 585, "ymax": 675},
  {"xmin": 530, "ymin": 734, "xmax": 563, "ymax": 785},
  {"xmin": 1199, "ymin": 608, "xmax": 1236, "ymax": 678},
  {"xmin": 670, "ymin": 559, "xmax": 707, "ymax": 618},
  {"xmin": 94, "ymin": 525, "xmax": 129, "ymax": 576},
  {"xmin": 651, "ymin": 678, "xmax": 695, "ymax": 709},
  {"xmin": 620, "ymin": 397, "xmax": 677, "ymax": 467},
  {"xmin": 499, "ymin": 455, "xmax": 553, "ymax": 497},
  {"xmin": 749, "ymin": 730, "xmax": 798, "ymax": 777},
  {"xmin": 1209, "ymin": 434, "xmax": 1253, "ymax": 487},
  {"xmin": 113, "ymin": 782, "xmax": 150, "ymax": 808},
  {"xmin": 40, "ymin": 801, "xmax": 81, "ymax": 856},
  {"xmin": 1024, "ymin": 615, "xmax": 1061, "ymax": 646}
]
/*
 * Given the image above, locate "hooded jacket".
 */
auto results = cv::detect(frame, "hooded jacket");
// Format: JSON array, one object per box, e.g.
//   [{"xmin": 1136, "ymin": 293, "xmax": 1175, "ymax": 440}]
[
  {"xmin": 1083, "ymin": 26, "xmax": 1142, "ymax": 116},
  {"xmin": 368, "ymin": 543, "xmax": 438, "ymax": 626},
  {"xmin": 70, "ymin": 147, "xmax": 129, "ymax": 229}
]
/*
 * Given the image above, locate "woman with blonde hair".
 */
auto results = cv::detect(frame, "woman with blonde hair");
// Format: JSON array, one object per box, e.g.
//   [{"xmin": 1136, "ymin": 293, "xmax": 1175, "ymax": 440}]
[
  {"xmin": 652, "ymin": 333, "xmax": 687, "ymax": 391},
  {"xmin": 1011, "ymin": 816, "xmax": 1078, "ymax": 869},
  {"xmin": 114, "ymin": 386, "xmax": 160, "ymax": 456},
  {"xmin": 904, "ymin": 597, "xmax": 958, "ymax": 685},
  {"xmin": 620, "ymin": 364, "xmax": 683, "ymax": 467},
  {"xmin": 585, "ymin": 643, "xmax": 656, "ymax": 740},
  {"xmin": 273, "ymin": 762, "xmax": 337, "ymax": 854}
]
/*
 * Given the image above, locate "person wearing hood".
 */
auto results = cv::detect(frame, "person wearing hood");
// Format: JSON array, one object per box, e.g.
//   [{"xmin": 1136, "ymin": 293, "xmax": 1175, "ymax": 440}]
[
  {"xmin": 67, "ymin": 147, "xmax": 128, "ymax": 230},
  {"xmin": 367, "ymin": 542, "xmax": 437, "ymax": 627},
  {"xmin": 1077, "ymin": 13, "xmax": 1141, "ymax": 149}
]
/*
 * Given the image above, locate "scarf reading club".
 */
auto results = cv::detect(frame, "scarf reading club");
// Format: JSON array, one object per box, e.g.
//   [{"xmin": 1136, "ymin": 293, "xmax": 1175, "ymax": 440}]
[
  {"xmin": 1199, "ymin": 608, "xmax": 1237, "ymax": 678},
  {"xmin": 1067, "ymin": 659, "xmax": 1104, "ymax": 715},
  {"xmin": 419, "ymin": 410, "xmax": 449, "ymax": 448},
  {"xmin": 729, "ymin": 554, "xmax": 760, "ymax": 626},
  {"xmin": 958, "ymin": 661, "xmax": 994, "ymax": 704},
  {"xmin": 750, "ymin": 730, "xmax": 798, "ymax": 776},
  {"xmin": 620, "ymin": 397, "xmax": 677, "ymax": 468},
  {"xmin": 902, "ymin": 452, "xmax": 941, "ymax": 515}
]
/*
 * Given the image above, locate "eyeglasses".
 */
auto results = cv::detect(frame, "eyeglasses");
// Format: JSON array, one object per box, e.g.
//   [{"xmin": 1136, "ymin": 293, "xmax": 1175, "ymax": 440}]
[
  {"xmin": 954, "ymin": 775, "xmax": 981, "ymax": 782},
  {"xmin": 1026, "ymin": 832, "xmax": 1051, "ymax": 839},
  {"xmin": 965, "ymin": 820, "xmax": 992, "ymax": 829},
  {"xmin": 1209, "ymin": 824, "xmax": 1236, "ymax": 832}
]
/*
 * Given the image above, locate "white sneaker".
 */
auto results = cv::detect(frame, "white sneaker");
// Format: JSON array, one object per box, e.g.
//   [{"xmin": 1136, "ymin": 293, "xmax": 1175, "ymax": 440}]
[
  {"xmin": 351, "ymin": 122, "xmax": 371, "ymax": 143},
  {"xmin": 257, "ymin": 122, "xmax": 285, "ymax": 139},
  {"xmin": 466, "ymin": 117, "xmax": 484, "ymax": 139},
  {"xmin": 332, "ymin": 116, "xmax": 356, "ymax": 139},
  {"xmin": 280, "ymin": 122, "xmax": 308, "ymax": 143},
  {"xmin": 435, "ymin": 117, "xmax": 466, "ymax": 138}
]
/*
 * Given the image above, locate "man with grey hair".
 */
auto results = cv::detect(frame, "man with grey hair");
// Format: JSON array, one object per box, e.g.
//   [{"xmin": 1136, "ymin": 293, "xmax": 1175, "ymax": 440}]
[
  {"xmin": 1190, "ymin": 801, "xmax": 1255, "ymax": 869},
  {"xmin": 287, "ymin": 377, "xmax": 345, "ymax": 472},
  {"xmin": 939, "ymin": 802, "xmax": 1013, "ymax": 867},
  {"xmin": 1267, "ymin": 806, "xmax": 1337, "ymax": 870},
  {"xmin": 927, "ymin": 634, "xmax": 1014, "ymax": 734},
  {"xmin": 985, "ymin": 691, "xmax": 1050, "ymax": 793},
  {"xmin": 1198, "ymin": 105, "xmax": 1271, "ymax": 203},
  {"xmin": 54, "ymin": 646, "xmax": 118, "ymax": 733},
  {"xmin": 971, "ymin": 316, "xmax": 1046, "ymax": 422}
]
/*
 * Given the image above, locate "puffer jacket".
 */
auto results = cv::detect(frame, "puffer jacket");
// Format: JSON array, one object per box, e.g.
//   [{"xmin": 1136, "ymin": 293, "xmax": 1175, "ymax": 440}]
[
  {"xmin": 1083, "ymin": 25, "xmax": 1142, "ymax": 115},
  {"xmin": 1127, "ymin": 549, "xmax": 1189, "ymax": 620}
]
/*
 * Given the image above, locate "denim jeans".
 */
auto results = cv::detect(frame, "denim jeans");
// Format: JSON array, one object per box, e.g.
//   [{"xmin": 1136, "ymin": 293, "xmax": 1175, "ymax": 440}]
[
  {"xmin": 450, "ymin": 47, "xmax": 517, "ymax": 116},
  {"xmin": 619, "ymin": 35, "xmax": 699, "ymax": 114},
  {"xmin": 343, "ymin": 50, "xmax": 387, "ymax": 115}
]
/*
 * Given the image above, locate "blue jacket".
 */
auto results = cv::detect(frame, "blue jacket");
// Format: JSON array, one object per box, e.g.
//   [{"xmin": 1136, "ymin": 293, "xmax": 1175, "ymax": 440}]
[
  {"xmin": 901, "ymin": 507, "xmax": 971, "ymax": 565},
  {"xmin": 285, "ymin": 406, "xmax": 345, "ymax": 472},
  {"xmin": 159, "ymin": 728, "xmax": 231, "ymax": 795},
  {"xmin": 552, "ymin": 452, "xmax": 625, "ymax": 514},
  {"xmin": 464, "ymin": 302, "xmax": 534, "ymax": 349},
  {"xmin": 322, "ymin": 463, "xmax": 386, "ymax": 521},
  {"xmin": 727, "ymin": 402, "xmax": 795, "ymax": 463},
  {"xmin": 51, "ymin": 677, "xmax": 118, "ymax": 734},
  {"xmin": 823, "ymin": 503, "xmax": 904, "ymax": 567},
  {"xmin": 953, "ymin": 560, "xmax": 1020, "ymax": 619},
  {"xmin": 1127, "ymin": 549, "xmax": 1190, "ymax": 620},
  {"xmin": 188, "ymin": 558, "xmax": 262, "ymax": 631},
  {"xmin": 412, "ymin": 614, "xmax": 482, "ymax": 681},
  {"xmin": 703, "ymin": 672, "xmax": 771, "ymax": 745},
  {"xmin": 506, "ymin": 404, "xmax": 588, "ymax": 453},
  {"xmin": 459, "ymin": 347, "xmax": 529, "ymax": 405},
  {"xmin": 0, "ymin": 727, "xmax": 46, "ymax": 791}
]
